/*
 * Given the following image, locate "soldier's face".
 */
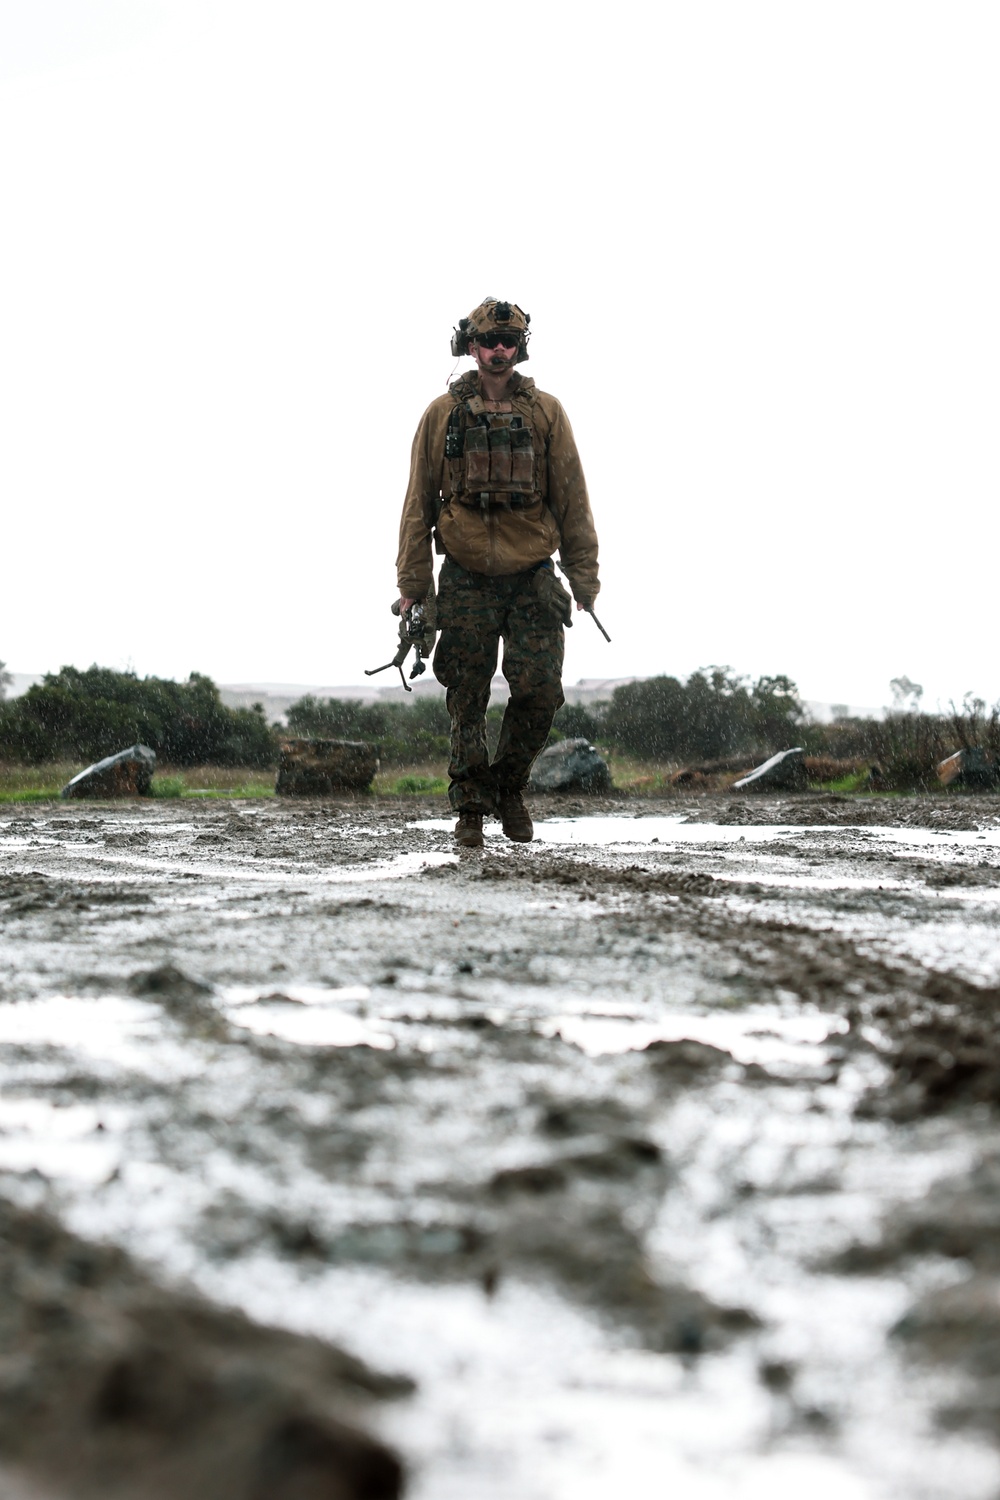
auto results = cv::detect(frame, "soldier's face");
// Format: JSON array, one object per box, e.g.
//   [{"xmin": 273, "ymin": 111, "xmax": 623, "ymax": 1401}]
[{"xmin": 473, "ymin": 336, "xmax": 518, "ymax": 372}]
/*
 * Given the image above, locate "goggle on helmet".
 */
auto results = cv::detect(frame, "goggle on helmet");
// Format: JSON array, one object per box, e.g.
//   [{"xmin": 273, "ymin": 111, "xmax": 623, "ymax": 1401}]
[{"xmin": 451, "ymin": 299, "xmax": 531, "ymax": 363}]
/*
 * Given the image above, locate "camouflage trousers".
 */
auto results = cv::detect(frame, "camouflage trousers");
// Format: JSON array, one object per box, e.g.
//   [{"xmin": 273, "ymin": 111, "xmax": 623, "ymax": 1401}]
[{"xmin": 433, "ymin": 558, "xmax": 566, "ymax": 814}]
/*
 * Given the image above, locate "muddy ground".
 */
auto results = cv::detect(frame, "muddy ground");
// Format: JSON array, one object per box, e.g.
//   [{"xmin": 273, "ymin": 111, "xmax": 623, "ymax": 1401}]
[{"xmin": 3, "ymin": 791, "xmax": 1000, "ymax": 1498}]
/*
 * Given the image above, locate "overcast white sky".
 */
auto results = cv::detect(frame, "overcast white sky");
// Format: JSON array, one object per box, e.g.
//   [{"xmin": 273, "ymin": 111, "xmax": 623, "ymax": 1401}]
[{"xmin": 1, "ymin": 1, "xmax": 997, "ymax": 712}]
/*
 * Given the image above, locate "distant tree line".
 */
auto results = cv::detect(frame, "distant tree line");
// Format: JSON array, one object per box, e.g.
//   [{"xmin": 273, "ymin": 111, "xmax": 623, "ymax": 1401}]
[
  {"xmin": 1, "ymin": 664, "xmax": 993, "ymax": 790},
  {"xmin": 592, "ymin": 669, "xmax": 805, "ymax": 761},
  {"xmin": 290, "ymin": 672, "xmax": 999, "ymax": 788},
  {"xmin": 0, "ymin": 666, "xmax": 274, "ymax": 766},
  {"xmin": 289, "ymin": 667, "xmax": 806, "ymax": 764},
  {"xmin": 0, "ymin": 663, "xmax": 806, "ymax": 768}
]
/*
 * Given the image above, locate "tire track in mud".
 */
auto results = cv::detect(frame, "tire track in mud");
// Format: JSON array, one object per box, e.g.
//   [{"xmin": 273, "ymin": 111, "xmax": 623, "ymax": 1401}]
[
  {"xmin": 440, "ymin": 831, "xmax": 1000, "ymax": 1461},
  {"xmin": 464, "ymin": 847, "xmax": 915, "ymax": 1019},
  {"xmin": 463, "ymin": 842, "xmax": 1000, "ymax": 1118}
]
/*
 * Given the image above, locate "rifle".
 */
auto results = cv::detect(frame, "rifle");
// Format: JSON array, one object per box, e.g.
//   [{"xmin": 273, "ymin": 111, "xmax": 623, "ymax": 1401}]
[{"xmin": 365, "ymin": 600, "xmax": 435, "ymax": 692}]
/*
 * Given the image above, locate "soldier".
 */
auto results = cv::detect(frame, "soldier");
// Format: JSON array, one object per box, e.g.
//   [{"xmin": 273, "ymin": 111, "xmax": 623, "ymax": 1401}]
[{"xmin": 397, "ymin": 299, "xmax": 601, "ymax": 849}]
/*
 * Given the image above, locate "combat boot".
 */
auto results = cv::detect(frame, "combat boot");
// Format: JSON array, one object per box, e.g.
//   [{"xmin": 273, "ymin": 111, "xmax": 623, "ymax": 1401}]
[
  {"xmin": 498, "ymin": 790, "xmax": 533, "ymax": 843},
  {"xmin": 454, "ymin": 812, "xmax": 484, "ymax": 849}
]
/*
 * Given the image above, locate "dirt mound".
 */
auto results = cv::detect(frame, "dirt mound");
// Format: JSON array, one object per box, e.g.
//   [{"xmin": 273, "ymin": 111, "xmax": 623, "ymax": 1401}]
[{"xmin": 0, "ymin": 1197, "xmax": 407, "ymax": 1500}]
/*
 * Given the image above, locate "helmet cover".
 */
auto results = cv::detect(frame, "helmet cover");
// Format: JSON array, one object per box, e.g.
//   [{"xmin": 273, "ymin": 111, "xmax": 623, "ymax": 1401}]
[{"xmin": 451, "ymin": 298, "xmax": 531, "ymax": 363}]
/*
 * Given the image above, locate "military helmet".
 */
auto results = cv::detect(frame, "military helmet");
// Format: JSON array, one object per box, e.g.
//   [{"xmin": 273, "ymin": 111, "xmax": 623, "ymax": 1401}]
[{"xmin": 451, "ymin": 298, "xmax": 531, "ymax": 363}]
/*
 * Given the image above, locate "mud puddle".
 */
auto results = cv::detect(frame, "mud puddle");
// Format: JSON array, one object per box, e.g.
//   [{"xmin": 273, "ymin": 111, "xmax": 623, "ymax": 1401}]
[{"xmin": 3, "ymin": 795, "xmax": 1000, "ymax": 1497}]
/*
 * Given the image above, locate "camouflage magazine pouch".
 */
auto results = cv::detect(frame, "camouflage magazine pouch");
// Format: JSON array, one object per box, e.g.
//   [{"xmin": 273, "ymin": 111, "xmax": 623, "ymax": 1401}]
[
  {"xmin": 488, "ymin": 423, "xmax": 512, "ymax": 486},
  {"xmin": 533, "ymin": 564, "xmax": 573, "ymax": 627},
  {"xmin": 452, "ymin": 408, "xmax": 538, "ymax": 505},
  {"xmin": 509, "ymin": 422, "xmax": 534, "ymax": 488},
  {"xmin": 463, "ymin": 424, "xmax": 490, "ymax": 488}
]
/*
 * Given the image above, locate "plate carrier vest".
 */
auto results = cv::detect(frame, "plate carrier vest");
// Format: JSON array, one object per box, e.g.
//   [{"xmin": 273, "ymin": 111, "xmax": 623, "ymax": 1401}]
[{"xmin": 443, "ymin": 378, "xmax": 539, "ymax": 513}]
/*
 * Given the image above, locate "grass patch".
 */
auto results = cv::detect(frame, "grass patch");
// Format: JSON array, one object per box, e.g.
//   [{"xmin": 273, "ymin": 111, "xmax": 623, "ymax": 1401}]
[
  {"xmin": 141, "ymin": 766, "xmax": 275, "ymax": 798},
  {"xmin": 389, "ymin": 774, "xmax": 449, "ymax": 795},
  {"xmin": 161, "ymin": 774, "xmax": 275, "ymax": 799},
  {"xmin": 182, "ymin": 783, "xmax": 275, "ymax": 798},
  {"xmin": 0, "ymin": 760, "xmax": 79, "ymax": 801},
  {"xmin": 161, "ymin": 765, "xmax": 274, "ymax": 794},
  {"xmin": 601, "ymin": 753, "xmax": 681, "ymax": 794},
  {"xmin": 809, "ymin": 770, "xmax": 871, "ymax": 794},
  {"xmin": 372, "ymin": 762, "xmax": 449, "ymax": 796},
  {"xmin": 0, "ymin": 752, "xmax": 965, "ymax": 805},
  {"xmin": 150, "ymin": 775, "xmax": 186, "ymax": 798},
  {"xmin": 0, "ymin": 760, "xmax": 84, "ymax": 797},
  {"xmin": 0, "ymin": 762, "xmax": 275, "ymax": 801}
]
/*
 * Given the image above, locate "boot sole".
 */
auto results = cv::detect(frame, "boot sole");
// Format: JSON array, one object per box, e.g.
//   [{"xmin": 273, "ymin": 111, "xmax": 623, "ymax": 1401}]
[{"xmin": 454, "ymin": 826, "xmax": 485, "ymax": 848}]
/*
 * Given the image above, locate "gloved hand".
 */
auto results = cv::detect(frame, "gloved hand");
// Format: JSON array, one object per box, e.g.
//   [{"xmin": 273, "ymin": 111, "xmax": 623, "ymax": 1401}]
[{"xmin": 392, "ymin": 591, "xmax": 438, "ymax": 647}]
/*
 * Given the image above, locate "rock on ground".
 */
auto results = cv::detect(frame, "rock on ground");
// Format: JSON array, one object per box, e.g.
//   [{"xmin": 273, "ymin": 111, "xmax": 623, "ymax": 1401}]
[
  {"xmin": 275, "ymin": 739, "xmax": 378, "ymax": 795},
  {"xmin": 61, "ymin": 746, "xmax": 156, "ymax": 799},
  {"xmin": 731, "ymin": 747, "xmax": 807, "ymax": 793},
  {"xmin": 529, "ymin": 738, "xmax": 612, "ymax": 793},
  {"xmin": 937, "ymin": 748, "xmax": 1000, "ymax": 790}
]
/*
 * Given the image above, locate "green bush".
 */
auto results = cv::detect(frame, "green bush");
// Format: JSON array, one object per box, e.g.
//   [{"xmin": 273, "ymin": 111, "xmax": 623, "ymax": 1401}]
[
  {"xmin": 801, "ymin": 713, "xmax": 940, "ymax": 785},
  {"xmin": 286, "ymin": 695, "xmax": 452, "ymax": 766},
  {"xmin": 0, "ymin": 667, "xmax": 276, "ymax": 767},
  {"xmin": 802, "ymin": 698, "xmax": 1000, "ymax": 791},
  {"xmin": 551, "ymin": 703, "xmax": 604, "ymax": 743},
  {"xmin": 602, "ymin": 667, "xmax": 804, "ymax": 761}
]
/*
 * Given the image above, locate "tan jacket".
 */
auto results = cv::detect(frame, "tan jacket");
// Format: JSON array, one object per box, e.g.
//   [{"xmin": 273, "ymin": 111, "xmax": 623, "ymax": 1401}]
[{"xmin": 396, "ymin": 371, "xmax": 600, "ymax": 606}]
